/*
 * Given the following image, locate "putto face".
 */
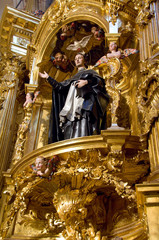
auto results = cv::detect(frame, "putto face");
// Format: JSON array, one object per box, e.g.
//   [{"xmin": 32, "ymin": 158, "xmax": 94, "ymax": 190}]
[
  {"xmin": 54, "ymin": 53, "xmax": 63, "ymax": 64},
  {"xmin": 26, "ymin": 93, "xmax": 32, "ymax": 100},
  {"xmin": 35, "ymin": 157, "xmax": 47, "ymax": 172},
  {"xmin": 109, "ymin": 42, "xmax": 117, "ymax": 52},
  {"xmin": 74, "ymin": 54, "xmax": 85, "ymax": 67}
]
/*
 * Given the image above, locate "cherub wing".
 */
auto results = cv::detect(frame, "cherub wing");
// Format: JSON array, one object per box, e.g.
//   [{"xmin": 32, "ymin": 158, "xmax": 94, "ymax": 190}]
[
  {"xmin": 122, "ymin": 48, "xmax": 139, "ymax": 57},
  {"xmin": 94, "ymin": 55, "xmax": 108, "ymax": 67}
]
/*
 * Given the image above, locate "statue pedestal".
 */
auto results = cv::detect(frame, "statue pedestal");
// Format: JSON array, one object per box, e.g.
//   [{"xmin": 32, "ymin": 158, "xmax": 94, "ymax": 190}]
[
  {"xmin": 107, "ymin": 123, "xmax": 125, "ymax": 131},
  {"xmin": 101, "ymin": 128, "xmax": 131, "ymax": 152}
]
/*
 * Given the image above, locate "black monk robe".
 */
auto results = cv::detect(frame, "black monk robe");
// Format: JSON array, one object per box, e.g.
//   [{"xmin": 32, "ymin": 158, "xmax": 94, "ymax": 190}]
[{"xmin": 47, "ymin": 69, "xmax": 110, "ymax": 143}]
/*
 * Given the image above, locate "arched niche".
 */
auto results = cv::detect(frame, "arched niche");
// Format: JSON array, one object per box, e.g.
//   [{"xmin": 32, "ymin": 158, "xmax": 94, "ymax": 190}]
[{"xmin": 27, "ymin": 1, "xmax": 111, "ymax": 85}]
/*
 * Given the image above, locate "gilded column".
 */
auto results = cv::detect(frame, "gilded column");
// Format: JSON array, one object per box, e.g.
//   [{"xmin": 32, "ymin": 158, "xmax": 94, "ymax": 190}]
[
  {"xmin": 0, "ymin": 58, "xmax": 21, "ymax": 190},
  {"xmin": 136, "ymin": 184, "xmax": 159, "ymax": 240},
  {"xmin": 148, "ymin": 119, "xmax": 159, "ymax": 176},
  {"xmin": 135, "ymin": 1, "xmax": 159, "ymax": 239}
]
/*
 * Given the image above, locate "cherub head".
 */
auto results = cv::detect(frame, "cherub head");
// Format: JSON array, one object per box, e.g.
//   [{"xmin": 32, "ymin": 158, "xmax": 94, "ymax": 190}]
[
  {"xmin": 23, "ymin": 92, "xmax": 34, "ymax": 107},
  {"xmin": 109, "ymin": 42, "xmax": 118, "ymax": 52},
  {"xmin": 54, "ymin": 52, "xmax": 63, "ymax": 65},
  {"xmin": 60, "ymin": 22, "xmax": 76, "ymax": 40},
  {"xmin": 35, "ymin": 156, "xmax": 48, "ymax": 173},
  {"xmin": 61, "ymin": 54, "xmax": 69, "ymax": 69},
  {"xmin": 26, "ymin": 92, "xmax": 34, "ymax": 101},
  {"xmin": 91, "ymin": 26, "xmax": 104, "ymax": 40}
]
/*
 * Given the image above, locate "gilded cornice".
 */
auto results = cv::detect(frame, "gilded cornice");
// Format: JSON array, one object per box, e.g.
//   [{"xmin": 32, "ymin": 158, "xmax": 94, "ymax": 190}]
[
  {"xmin": 7, "ymin": 130, "xmax": 148, "ymax": 180},
  {"xmin": 0, "ymin": 6, "xmax": 40, "ymax": 56}
]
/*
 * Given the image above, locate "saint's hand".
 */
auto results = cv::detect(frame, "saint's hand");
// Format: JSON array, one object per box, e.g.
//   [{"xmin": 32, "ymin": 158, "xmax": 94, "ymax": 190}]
[
  {"xmin": 39, "ymin": 71, "xmax": 49, "ymax": 79},
  {"xmin": 75, "ymin": 79, "xmax": 88, "ymax": 88}
]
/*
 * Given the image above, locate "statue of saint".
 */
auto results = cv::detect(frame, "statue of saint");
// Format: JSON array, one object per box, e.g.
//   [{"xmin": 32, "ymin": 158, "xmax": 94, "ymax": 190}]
[{"xmin": 39, "ymin": 53, "xmax": 110, "ymax": 143}]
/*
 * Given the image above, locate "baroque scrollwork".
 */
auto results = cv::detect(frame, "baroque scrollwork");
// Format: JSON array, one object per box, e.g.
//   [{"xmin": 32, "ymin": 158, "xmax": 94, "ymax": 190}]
[
  {"xmin": 133, "ymin": 0, "xmax": 155, "ymax": 25},
  {"xmin": 1, "ymin": 140, "xmax": 150, "ymax": 239},
  {"xmin": 42, "ymin": 0, "xmax": 77, "ymax": 28},
  {"xmin": 12, "ymin": 102, "xmax": 33, "ymax": 165},
  {"xmin": 0, "ymin": 58, "xmax": 19, "ymax": 110},
  {"xmin": 137, "ymin": 61, "xmax": 159, "ymax": 134}
]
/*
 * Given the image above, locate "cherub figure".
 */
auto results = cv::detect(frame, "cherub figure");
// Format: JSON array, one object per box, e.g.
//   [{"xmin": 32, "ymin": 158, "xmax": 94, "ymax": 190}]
[
  {"xmin": 91, "ymin": 26, "xmax": 105, "ymax": 41},
  {"xmin": 23, "ymin": 91, "xmax": 40, "ymax": 107},
  {"xmin": 94, "ymin": 41, "xmax": 139, "ymax": 67},
  {"xmin": 51, "ymin": 52, "xmax": 70, "ymax": 71},
  {"xmin": 23, "ymin": 92, "xmax": 34, "ymax": 107},
  {"xmin": 53, "ymin": 52, "xmax": 63, "ymax": 68},
  {"xmin": 60, "ymin": 22, "xmax": 76, "ymax": 41},
  {"xmin": 107, "ymin": 42, "xmax": 121, "ymax": 59},
  {"xmin": 32, "ymin": 156, "xmax": 58, "ymax": 179}
]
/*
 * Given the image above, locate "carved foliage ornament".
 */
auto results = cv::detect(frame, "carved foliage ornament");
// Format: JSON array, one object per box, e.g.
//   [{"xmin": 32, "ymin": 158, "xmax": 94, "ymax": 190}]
[
  {"xmin": 41, "ymin": 0, "xmax": 77, "ymax": 28},
  {"xmin": 133, "ymin": 0, "xmax": 155, "ymax": 25},
  {"xmin": 0, "ymin": 58, "xmax": 19, "ymax": 110},
  {"xmin": 12, "ymin": 102, "xmax": 33, "ymax": 165},
  {"xmin": 1, "ymin": 148, "xmax": 137, "ymax": 238},
  {"xmin": 137, "ymin": 62, "xmax": 159, "ymax": 134}
]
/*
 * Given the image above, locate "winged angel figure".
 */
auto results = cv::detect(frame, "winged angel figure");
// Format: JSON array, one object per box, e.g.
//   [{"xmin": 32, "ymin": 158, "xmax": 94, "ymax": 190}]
[
  {"xmin": 66, "ymin": 35, "xmax": 92, "ymax": 52},
  {"xmin": 94, "ymin": 42, "xmax": 139, "ymax": 67}
]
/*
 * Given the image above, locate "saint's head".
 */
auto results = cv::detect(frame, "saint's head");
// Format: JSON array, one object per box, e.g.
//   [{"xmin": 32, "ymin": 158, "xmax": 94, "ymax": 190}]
[{"xmin": 74, "ymin": 53, "xmax": 85, "ymax": 68}]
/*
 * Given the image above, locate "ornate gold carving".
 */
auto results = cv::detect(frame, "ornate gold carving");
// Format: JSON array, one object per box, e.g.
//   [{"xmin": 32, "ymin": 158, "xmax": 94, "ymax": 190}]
[
  {"xmin": 12, "ymin": 101, "xmax": 33, "ymax": 165},
  {"xmin": 101, "ymin": 0, "xmax": 137, "ymax": 20},
  {"xmin": 0, "ymin": 58, "xmax": 18, "ymax": 106},
  {"xmin": 137, "ymin": 61, "xmax": 159, "ymax": 134},
  {"xmin": 134, "ymin": 0, "xmax": 155, "ymax": 25},
  {"xmin": 0, "ymin": 7, "xmax": 39, "ymax": 56},
  {"xmin": 1, "ymin": 131, "xmax": 150, "ymax": 239},
  {"xmin": 42, "ymin": 0, "xmax": 77, "ymax": 28},
  {"xmin": 1, "ymin": 1, "xmax": 158, "ymax": 239},
  {"xmin": 96, "ymin": 58, "xmax": 125, "ymax": 128},
  {"xmin": 106, "ymin": 4, "xmax": 120, "ymax": 26},
  {"xmin": 136, "ymin": 183, "xmax": 159, "ymax": 239},
  {"xmin": 0, "ymin": 56, "xmax": 20, "ymax": 140}
]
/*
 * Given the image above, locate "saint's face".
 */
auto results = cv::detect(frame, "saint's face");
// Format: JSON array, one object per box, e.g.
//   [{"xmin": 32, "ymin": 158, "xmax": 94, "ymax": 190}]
[
  {"xmin": 35, "ymin": 157, "xmax": 47, "ymax": 173},
  {"xmin": 74, "ymin": 54, "xmax": 85, "ymax": 68}
]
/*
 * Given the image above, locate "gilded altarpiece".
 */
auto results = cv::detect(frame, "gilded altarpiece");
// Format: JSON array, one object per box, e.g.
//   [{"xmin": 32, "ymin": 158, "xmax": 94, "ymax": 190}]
[{"xmin": 0, "ymin": 0, "xmax": 159, "ymax": 240}]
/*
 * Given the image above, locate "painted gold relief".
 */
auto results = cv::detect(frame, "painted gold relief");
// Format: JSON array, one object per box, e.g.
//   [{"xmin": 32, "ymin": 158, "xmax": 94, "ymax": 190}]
[{"xmin": 0, "ymin": 0, "xmax": 159, "ymax": 239}]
